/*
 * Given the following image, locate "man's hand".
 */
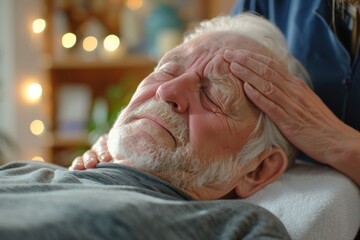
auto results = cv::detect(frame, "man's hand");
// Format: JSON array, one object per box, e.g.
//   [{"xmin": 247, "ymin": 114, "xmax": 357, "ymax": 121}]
[
  {"xmin": 69, "ymin": 134, "xmax": 113, "ymax": 170},
  {"xmin": 224, "ymin": 49, "xmax": 360, "ymax": 185}
]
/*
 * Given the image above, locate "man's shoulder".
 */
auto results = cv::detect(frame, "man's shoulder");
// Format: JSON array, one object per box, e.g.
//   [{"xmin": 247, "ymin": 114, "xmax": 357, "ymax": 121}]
[
  {"xmin": 0, "ymin": 160, "xmax": 65, "ymax": 170},
  {"xmin": 0, "ymin": 160, "xmax": 66, "ymax": 177},
  {"xmin": 88, "ymin": 163, "xmax": 194, "ymax": 200},
  {"xmin": 0, "ymin": 160, "xmax": 71, "ymax": 185}
]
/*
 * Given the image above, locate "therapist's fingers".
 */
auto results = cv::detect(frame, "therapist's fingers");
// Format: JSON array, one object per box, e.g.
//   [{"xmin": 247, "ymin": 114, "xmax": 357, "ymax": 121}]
[
  {"xmin": 224, "ymin": 49, "xmax": 360, "ymax": 187},
  {"xmin": 227, "ymin": 62, "xmax": 306, "ymax": 123},
  {"xmin": 224, "ymin": 50, "xmax": 303, "ymax": 96},
  {"xmin": 225, "ymin": 49, "xmax": 290, "ymax": 79},
  {"xmin": 243, "ymin": 81, "xmax": 286, "ymax": 116},
  {"xmin": 224, "ymin": 49, "xmax": 357, "ymax": 163},
  {"xmin": 82, "ymin": 150, "xmax": 98, "ymax": 169},
  {"xmin": 225, "ymin": 49, "xmax": 322, "ymax": 131},
  {"xmin": 224, "ymin": 49, "xmax": 320, "ymax": 111},
  {"xmin": 69, "ymin": 134, "xmax": 112, "ymax": 171},
  {"xmin": 91, "ymin": 134, "xmax": 112, "ymax": 162},
  {"xmin": 242, "ymin": 81, "xmax": 308, "ymax": 135},
  {"xmin": 69, "ymin": 150, "xmax": 99, "ymax": 170},
  {"xmin": 69, "ymin": 157, "xmax": 85, "ymax": 170},
  {"xmin": 229, "ymin": 61, "xmax": 290, "ymax": 102}
]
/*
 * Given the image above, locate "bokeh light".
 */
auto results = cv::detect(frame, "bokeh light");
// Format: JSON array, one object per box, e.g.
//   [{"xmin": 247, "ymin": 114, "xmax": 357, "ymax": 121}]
[
  {"xmin": 62, "ymin": 33, "xmax": 77, "ymax": 48},
  {"xmin": 83, "ymin": 36, "xmax": 98, "ymax": 52},
  {"xmin": 30, "ymin": 120, "xmax": 45, "ymax": 136},
  {"xmin": 103, "ymin": 35, "xmax": 120, "ymax": 52},
  {"xmin": 26, "ymin": 83, "xmax": 43, "ymax": 101},
  {"xmin": 32, "ymin": 156, "xmax": 44, "ymax": 162},
  {"xmin": 32, "ymin": 18, "xmax": 46, "ymax": 33},
  {"xmin": 126, "ymin": 0, "xmax": 144, "ymax": 10}
]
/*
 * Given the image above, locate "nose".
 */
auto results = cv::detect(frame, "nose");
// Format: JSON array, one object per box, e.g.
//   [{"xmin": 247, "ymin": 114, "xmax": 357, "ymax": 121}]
[{"xmin": 155, "ymin": 72, "xmax": 199, "ymax": 113}]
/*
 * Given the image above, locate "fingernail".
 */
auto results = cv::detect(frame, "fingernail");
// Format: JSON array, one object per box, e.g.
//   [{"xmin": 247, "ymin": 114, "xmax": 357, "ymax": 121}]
[
  {"xmin": 244, "ymin": 82, "xmax": 254, "ymax": 91},
  {"xmin": 224, "ymin": 50, "xmax": 237, "ymax": 60},
  {"xmin": 100, "ymin": 153, "xmax": 109, "ymax": 161},
  {"xmin": 85, "ymin": 157, "xmax": 95, "ymax": 165},
  {"xmin": 75, "ymin": 162, "xmax": 83, "ymax": 166}
]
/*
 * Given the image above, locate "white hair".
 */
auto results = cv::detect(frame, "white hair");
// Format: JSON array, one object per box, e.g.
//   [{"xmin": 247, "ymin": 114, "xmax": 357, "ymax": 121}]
[{"xmin": 185, "ymin": 13, "xmax": 312, "ymax": 169}]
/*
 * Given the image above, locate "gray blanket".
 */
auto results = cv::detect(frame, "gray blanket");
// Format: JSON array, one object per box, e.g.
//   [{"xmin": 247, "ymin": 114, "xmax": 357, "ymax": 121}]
[{"xmin": 0, "ymin": 161, "xmax": 291, "ymax": 240}]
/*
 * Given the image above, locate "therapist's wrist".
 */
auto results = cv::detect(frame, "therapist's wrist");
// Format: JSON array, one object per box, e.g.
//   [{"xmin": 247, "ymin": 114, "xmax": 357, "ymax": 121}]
[{"xmin": 330, "ymin": 129, "xmax": 360, "ymax": 186}]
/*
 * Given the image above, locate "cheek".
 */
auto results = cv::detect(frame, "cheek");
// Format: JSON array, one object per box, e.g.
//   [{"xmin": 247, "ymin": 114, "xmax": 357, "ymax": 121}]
[
  {"xmin": 189, "ymin": 114, "xmax": 252, "ymax": 156},
  {"xmin": 126, "ymin": 80, "xmax": 160, "ymax": 111}
]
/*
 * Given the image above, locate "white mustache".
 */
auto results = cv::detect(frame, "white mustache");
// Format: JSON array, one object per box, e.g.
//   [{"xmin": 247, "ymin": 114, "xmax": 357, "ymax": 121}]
[{"xmin": 122, "ymin": 99, "xmax": 188, "ymax": 145}]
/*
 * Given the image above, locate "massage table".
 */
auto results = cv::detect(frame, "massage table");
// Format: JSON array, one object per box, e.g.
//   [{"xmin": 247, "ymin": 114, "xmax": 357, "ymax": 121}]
[{"xmin": 245, "ymin": 160, "xmax": 360, "ymax": 240}]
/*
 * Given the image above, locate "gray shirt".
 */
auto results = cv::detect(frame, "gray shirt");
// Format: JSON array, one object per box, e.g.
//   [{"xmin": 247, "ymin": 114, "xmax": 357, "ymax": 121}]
[{"xmin": 0, "ymin": 161, "xmax": 291, "ymax": 239}]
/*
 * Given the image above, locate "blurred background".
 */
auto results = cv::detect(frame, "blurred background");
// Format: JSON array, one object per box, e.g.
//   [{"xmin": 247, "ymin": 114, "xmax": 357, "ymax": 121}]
[{"xmin": 0, "ymin": 0, "xmax": 234, "ymax": 167}]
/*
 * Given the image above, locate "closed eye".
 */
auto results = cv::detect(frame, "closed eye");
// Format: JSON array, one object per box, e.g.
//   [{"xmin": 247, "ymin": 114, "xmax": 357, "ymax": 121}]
[
  {"xmin": 201, "ymin": 86, "xmax": 225, "ymax": 114},
  {"xmin": 158, "ymin": 62, "xmax": 183, "ymax": 77},
  {"xmin": 160, "ymin": 68, "xmax": 176, "ymax": 77}
]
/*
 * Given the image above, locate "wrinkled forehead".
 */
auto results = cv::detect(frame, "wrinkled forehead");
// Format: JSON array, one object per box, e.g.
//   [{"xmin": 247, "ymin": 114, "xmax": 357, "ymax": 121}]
[{"xmin": 158, "ymin": 31, "xmax": 274, "ymax": 66}]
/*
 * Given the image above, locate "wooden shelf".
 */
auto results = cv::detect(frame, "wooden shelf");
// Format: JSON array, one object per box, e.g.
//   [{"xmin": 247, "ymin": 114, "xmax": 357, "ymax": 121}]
[
  {"xmin": 48, "ymin": 55, "xmax": 156, "ymax": 166},
  {"xmin": 44, "ymin": 0, "xmax": 235, "ymax": 166},
  {"xmin": 49, "ymin": 54, "xmax": 156, "ymax": 69}
]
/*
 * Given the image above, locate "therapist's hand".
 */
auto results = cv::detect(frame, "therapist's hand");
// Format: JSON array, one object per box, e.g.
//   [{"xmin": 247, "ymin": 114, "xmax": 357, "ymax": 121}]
[
  {"xmin": 69, "ymin": 134, "xmax": 113, "ymax": 170},
  {"xmin": 224, "ymin": 49, "xmax": 360, "ymax": 185}
]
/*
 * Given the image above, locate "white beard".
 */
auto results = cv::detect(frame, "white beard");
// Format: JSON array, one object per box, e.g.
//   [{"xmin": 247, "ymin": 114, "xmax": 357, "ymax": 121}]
[{"xmin": 108, "ymin": 99, "xmax": 240, "ymax": 190}]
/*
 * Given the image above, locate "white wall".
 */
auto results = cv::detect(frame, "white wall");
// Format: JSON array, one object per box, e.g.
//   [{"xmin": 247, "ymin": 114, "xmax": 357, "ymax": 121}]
[
  {"xmin": 0, "ymin": 0, "xmax": 49, "ymax": 162},
  {"xmin": 0, "ymin": 0, "xmax": 16, "ymax": 161}
]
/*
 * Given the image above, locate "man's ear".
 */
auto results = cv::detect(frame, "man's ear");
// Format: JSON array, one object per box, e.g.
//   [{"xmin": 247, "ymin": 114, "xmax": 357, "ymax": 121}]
[{"xmin": 235, "ymin": 147, "xmax": 288, "ymax": 198}]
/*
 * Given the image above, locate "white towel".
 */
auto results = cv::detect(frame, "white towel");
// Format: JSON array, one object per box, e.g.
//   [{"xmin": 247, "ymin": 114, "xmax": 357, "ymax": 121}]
[{"xmin": 245, "ymin": 160, "xmax": 360, "ymax": 240}]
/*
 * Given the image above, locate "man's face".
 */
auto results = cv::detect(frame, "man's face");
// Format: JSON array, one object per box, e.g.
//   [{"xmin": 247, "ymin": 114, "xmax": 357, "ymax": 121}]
[{"xmin": 108, "ymin": 32, "xmax": 272, "ymax": 189}]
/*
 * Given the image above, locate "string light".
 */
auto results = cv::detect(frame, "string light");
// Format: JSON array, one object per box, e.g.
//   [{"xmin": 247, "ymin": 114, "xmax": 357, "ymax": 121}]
[
  {"xmin": 32, "ymin": 18, "xmax": 46, "ymax": 33},
  {"xmin": 83, "ymin": 36, "xmax": 98, "ymax": 52},
  {"xmin": 103, "ymin": 35, "xmax": 120, "ymax": 52},
  {"xmin": 32, "ymin": 156, "xmax": 44, "ymax": 162},
  {"xmin": 62, "ymin": 33, "xmax": 77, "ymax": 48},
  {"xmin": 30, "ymin": 120, "xmax": 45, "ymax": 136},
  {"xmin": 126, "ymin": 0, "xmax": 144, "ymax": 11},
  {"xmin": 26, "ymin": 82, "xmax": 42, "ymax": 101}
]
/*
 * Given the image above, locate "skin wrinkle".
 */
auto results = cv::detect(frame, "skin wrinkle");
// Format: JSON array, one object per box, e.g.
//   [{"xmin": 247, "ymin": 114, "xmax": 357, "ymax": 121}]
[
  {"xmin": 205, "ymin": 55, "xmax": 235, "ymax": 108},
  {"xmin": 208, "ymin": 75, "xmax": 242, "ymax": 119},
  {"xmin": 108, "ymin": 31, "xmax": 272, "ymax": 196},
  {"xmin": 158, "ymin": 52, "xmax": 238, "ymax": 118},
  {"xmin": 92, "ymin": 13, "xmax": 321, "ymax": 199},
  {"xmin": 156, "ymin": 51, "xmax": 186, "ymax": 72},
  {"xmin": 192, "ymin": 52, "xmax": 213, "ymax": 77},
  {"xmin": 161, "ymin": 50, "xmax": 247, "ymax": 123},
  {"xmin": 204, "ymin": 77, "xmax": 231, "ymax": 114},
  {"xmin": 205, "ymin": 73, "xmax": 257, "ymax": 129},
  {"xmin": 195, "ymin": 72, "xmax": 238, "ymax": 137},
  {"xmin": 156, "ymin": 34, "xmax": 261, "ymax": 146}
]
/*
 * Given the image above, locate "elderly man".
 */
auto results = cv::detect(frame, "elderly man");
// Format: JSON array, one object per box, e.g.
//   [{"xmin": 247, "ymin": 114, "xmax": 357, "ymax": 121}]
[
  {"xmin": 71, "ymin": 13, "xmax": 310, "ymax": 199},
  {"xmin": 0, "ymin": 13, "xmax": 309, "ymax": 239}
]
